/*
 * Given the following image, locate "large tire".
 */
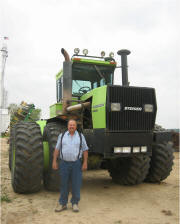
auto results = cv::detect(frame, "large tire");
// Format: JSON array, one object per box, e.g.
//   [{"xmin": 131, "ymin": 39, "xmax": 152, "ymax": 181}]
[
  {"xmin": 11, "ymin": 122, "xmax": 43, "ymax": 193},
  {"xmin": 108, "ymin": 155, "xmax": 150, "ymax": 185},
  {"xmin": 9, "ymin": 126, "xmax": 15, "ymax": 170},
  {"xmin": 43, "ymin": 122, "xmax": 66, "ymax": 191},
  {"xmin": 145, "ymin": 142, "xmax": 174, "ymax": 183}
]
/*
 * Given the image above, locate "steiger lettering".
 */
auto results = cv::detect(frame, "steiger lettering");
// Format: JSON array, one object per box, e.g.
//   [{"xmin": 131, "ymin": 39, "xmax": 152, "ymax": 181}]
[{"xmin": 124, "ymin": 107, "xmax": 142, "ymax": 111}]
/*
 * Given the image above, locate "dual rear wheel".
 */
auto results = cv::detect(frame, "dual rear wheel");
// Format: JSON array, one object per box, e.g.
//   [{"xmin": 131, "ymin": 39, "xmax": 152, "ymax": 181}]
[
  {"xmin": 10, "ymin": 122, "xmax": 43, "ymax": 193},
  {"xmin": 9, "ymin": 121, "xmax": 65, "ymax": 193}
]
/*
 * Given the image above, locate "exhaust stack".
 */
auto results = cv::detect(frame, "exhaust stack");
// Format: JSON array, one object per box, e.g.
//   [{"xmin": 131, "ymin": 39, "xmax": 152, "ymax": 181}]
[
  {"xmin": 61, "ymin": 48, "xmax": 70, "ymax": 61},
  {"xmin": 117, "ymin": 49, "xmax": 131, "ymax": 86},
  {"xmin": 61, "ymin": 48, "xmax": 72, "ymax": 113}
]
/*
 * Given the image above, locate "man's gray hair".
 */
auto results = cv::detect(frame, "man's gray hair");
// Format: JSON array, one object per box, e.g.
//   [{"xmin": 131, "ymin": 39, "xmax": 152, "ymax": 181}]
[{"xmin": 67, "ymin": 119, "xmax": 77, "ymax": 125}]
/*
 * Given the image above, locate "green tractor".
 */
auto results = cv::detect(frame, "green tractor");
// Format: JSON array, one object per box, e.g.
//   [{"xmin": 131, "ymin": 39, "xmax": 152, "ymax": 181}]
[{"xmin": 10, "ymin": 48, "xmax": 174, "ymax": 193}]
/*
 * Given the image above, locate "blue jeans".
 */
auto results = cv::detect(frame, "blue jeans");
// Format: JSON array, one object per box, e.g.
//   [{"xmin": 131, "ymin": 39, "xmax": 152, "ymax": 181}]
[{"xmin": 59, "ymin": 159, "xmax": 82, "ymax": 205}]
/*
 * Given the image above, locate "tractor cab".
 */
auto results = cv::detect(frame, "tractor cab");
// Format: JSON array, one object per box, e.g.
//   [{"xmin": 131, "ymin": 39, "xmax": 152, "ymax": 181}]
[
  {"xmin": 71, "ymin": 58, "xmax": 115, "ymax": 97},
  {"xmin": 72, "ymin": 49, "xmax": 116, "ymax": 96},
  {"xmin": 56, "ymin": 49, "xmax": 116, "ymax": 102}
]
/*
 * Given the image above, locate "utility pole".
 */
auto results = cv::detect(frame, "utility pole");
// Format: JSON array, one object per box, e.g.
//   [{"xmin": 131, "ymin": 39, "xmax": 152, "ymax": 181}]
[
  {"xmin": 0, "ymin": 42, "xmax": 8, "ymax": 108},
  {"xmin": 0, "ymin": 37, "xmax": 10, "ymax": 134}
]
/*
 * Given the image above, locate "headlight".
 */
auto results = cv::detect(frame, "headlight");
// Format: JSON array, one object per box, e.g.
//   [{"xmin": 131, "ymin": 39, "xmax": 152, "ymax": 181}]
[
  {"xmin": 83, "ymin": 49, "xmax": 88, "ymax": 55},
  {"xmin": 122, "ymin": 147, "xmax": 131, "ymax": 153},
  {"xmin": 114, "ymin": 147, "xmax": 131, "ymax": 153},
  {"xmin": 109, "ymin": 52, "xmax": 114, "ymax": 58},
  {"xmin": 74, "ymin": 48, "xmax": 80, "ymax": 54},
  {"xmin": 141, "ymin": 146, "xmax": 147, "ymax": 152},
  {"xmin": 114, "ymin": 147, "xmax": 122, "ymax": 153},
  {"xmin": 133, "ymin": 147, "xmax": 140, "ymax": 153},
  {"xmin": 111, "ymin": 103, "xmax": 121, "ymax": 111},
  {"xmin": 101, "ymin": 51, "xmax": 105, "ymax": 57},
  {"xmin": 144, "ymin": 104, "xmax": 153, "ymax": 112}
]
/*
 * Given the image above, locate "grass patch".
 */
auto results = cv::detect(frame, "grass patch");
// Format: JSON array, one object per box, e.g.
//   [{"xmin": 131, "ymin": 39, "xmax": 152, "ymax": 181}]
[
  {"xmin": 0, "ymin": 135, "xmax": 9, "ymax": 138},
  {"xmin": 1, "ymin": 194, "xmax": 12, "ymax": 203}
]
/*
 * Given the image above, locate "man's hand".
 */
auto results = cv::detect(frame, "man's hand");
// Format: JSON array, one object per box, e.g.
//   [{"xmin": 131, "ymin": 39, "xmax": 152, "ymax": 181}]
[
  {"xmin": 52, "ymin": 161, "xmax": 58, "ymax": 170},
  {"xmin": 82, "ymin": 162, "xmax": 88, "ymax": 171}
]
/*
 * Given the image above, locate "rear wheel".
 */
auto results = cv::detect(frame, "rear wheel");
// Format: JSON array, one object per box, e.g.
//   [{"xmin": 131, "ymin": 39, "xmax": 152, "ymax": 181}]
[
  {"xmin": 11, "ymin": 122, "xmax": 43, "ymax": 193},
  {"xmin": 108, "ymin": 155, "xmax": 150, "ymax": 185},
  {"xmin": 43, "ymin": 122, "xmax": 66, "ymax": 191},
  {"xmin": 145, "ymin": 142, "xmax": 174, "ymax": 183}
]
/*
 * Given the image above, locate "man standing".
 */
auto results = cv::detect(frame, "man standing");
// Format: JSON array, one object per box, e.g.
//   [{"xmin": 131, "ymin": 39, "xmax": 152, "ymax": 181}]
[{"xmin": 52, "ymin": 119, "xmax": 88, "ymax": 212}]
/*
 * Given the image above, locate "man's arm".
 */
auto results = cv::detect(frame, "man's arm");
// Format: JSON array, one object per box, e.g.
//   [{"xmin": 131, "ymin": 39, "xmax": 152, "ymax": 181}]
[
  {"xmin": 52, "ymin": 149, "xmax": 59, "ymax": 170},
  {"xmin": 81, "ymin": 134, "xmax": 89, "ymax": 171},
  {"xmin": 52, "ymin": 134, "xmax": 62, "ymax": 170},
  {"xmin": 82, "ymin": 150, "xmax": 88, "ymax": 171}
]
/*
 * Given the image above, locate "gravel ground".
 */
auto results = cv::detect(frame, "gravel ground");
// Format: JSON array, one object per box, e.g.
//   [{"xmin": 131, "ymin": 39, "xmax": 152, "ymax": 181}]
[{"xmin": 1, "ymin": 138, "xmax": 179, "ymax": 224}]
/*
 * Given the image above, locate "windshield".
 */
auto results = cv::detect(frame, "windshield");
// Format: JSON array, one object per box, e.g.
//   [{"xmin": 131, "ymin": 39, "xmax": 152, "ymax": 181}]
[{"xmin": 72, "ymin": 63, "xmax": 114, "ymax": 96}]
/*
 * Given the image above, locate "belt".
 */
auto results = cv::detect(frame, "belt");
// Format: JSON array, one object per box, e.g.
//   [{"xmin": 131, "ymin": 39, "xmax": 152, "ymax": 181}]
[{"xmin": 60, "ymin": 158, "xmax": 81, "ymax": 162}]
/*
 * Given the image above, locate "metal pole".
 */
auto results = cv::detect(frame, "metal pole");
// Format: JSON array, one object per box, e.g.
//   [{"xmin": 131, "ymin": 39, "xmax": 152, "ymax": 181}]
[
  {"xmin": 0, "ymin": 40, "xmax": 9, "ymax": 134},
  {"xmin": 0, "ymin": 43, "xmax": 8, "ymax": 108},
  {"xmin": 117, "ymin": 49, "xmax": 131, "ymax": 86}
]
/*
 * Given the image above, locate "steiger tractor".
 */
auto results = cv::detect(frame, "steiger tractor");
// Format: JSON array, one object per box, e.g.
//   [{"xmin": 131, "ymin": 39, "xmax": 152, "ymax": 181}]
[{"xmin": 9, "ymin": 48, "xmax": 174, "ymax": 193}]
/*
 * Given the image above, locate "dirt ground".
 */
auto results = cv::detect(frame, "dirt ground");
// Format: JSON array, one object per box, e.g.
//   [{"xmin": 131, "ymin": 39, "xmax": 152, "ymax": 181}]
[{"xmin": 0, "ymin": 138, "xmax": 179, "ymax": 224}]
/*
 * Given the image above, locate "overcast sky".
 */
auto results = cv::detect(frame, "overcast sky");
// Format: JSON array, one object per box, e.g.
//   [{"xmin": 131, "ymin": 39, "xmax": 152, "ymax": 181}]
[{"xmin": 1, "ymin": 0, "xmax": 179, "ymax": 128}]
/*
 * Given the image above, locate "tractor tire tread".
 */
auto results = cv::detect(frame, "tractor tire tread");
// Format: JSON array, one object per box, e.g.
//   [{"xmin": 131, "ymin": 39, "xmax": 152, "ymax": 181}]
[{"xmin": 145, "ymin": 142, "xmax": 174, "ymax": 183}]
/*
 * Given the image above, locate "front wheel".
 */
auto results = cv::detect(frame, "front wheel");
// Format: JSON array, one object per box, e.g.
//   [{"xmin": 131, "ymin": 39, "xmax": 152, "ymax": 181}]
[
  {"xmin": 145, "ymin": 142, "xmax": 174, "ymax": 183},
  {"xmin": 108, "ymin": 155, "xmax": 150, "ymax": 185}
]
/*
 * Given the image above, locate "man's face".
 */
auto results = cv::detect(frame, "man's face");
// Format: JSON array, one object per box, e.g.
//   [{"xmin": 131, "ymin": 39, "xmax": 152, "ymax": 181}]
[{"xmin": 68, "ymin": 120, "xmax": 77, "ymax": 133}]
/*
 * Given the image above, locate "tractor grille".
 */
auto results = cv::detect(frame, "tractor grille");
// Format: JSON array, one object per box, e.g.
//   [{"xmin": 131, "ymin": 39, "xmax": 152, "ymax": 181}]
[{"xmin": 106, "ymin": 85, "xmax": 157, "ymax": 132}]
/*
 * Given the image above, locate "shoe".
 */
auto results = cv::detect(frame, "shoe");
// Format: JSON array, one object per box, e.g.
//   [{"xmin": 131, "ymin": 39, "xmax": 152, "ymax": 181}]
[
  {"xmin": 72, "ymin": 204, "xmax": 79, "ymax": 212},
  {"xmin": 55, "ymin": 203, "xmax": 67, "ymax": 212}
]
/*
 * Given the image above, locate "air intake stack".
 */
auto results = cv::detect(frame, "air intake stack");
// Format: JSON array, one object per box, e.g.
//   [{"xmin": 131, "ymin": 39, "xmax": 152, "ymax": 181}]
[{"xmin": 117, "ymin": 49, "xmax": 131, "ymax": 86}]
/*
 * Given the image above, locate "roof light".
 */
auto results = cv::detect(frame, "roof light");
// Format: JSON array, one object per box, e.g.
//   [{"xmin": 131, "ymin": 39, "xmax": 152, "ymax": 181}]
[
  {"xmin": 73, "ymin": 58, "xmax": 81, "ymax": 61},
  {"xmin": 101, "ymin": 51, "xmax": 105, "ymax": 57},
  {"xmin": 83, "ymin": 49, "xmax": 88, "ymax": 56},
  {"xmin": 74, "ymin": 48, "xmax": 80, "ymax": 54},
  {"xmin": 110, "ymin": 62, "xmax": 116, "ymax": 65},
  {"xmin": 109, "ymin": 52, "xmax": 114, "ymax": 58}
]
